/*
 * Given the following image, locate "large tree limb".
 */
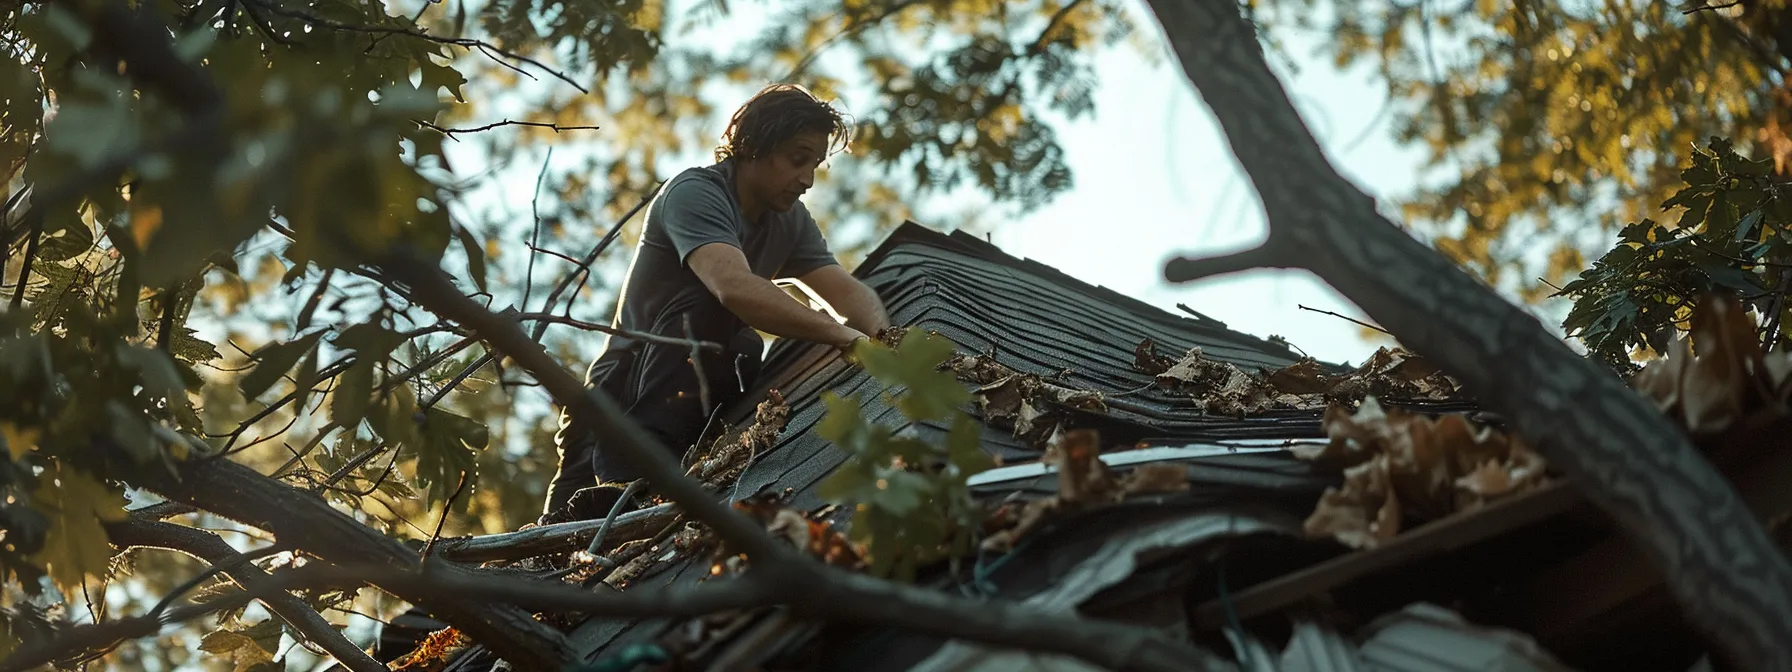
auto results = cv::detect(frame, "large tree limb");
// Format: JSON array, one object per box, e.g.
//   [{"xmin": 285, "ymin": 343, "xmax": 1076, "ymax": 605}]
[
  {"xmin": 101, "ymin": 519, "xmax": 385, "ymax": 672},
  {"xmin": 142, "ymin": 457, "xmax": 578, "ymax": 669},
  {"xmin": 431, "ymin": 502, "xmax": 679, "ymax": 563},
  {"xmin": 1141, "ymin": 0, "xmax": 1792, "ymax": 667},
  {"xmin": 376, "ymin": 251, "xmax": 1232, "ymax": 672}
]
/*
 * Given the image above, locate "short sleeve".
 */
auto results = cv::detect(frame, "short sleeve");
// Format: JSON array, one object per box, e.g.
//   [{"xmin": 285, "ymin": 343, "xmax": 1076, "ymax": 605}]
[
  {"xmin": 657, "ymin": 177, "xmax": 744, "ymax": 266},
  {"xmin": 778, "ymin": 207, "xmax": 839, "ymax": 279}
]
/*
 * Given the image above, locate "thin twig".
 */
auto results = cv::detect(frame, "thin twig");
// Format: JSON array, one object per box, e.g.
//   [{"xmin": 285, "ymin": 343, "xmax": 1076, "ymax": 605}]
[
  {"xmin": 419, "ymin": 471, "xmax": 472, "ymax": 566},
  {"xmin": 512, "ymin": 312, "xmax": 727, "ymax": 351},
  {"xmin": 582, "ymin": 479, "xmax": 648, "ymax": 561},
  {"xmin": 416, "ymin": 119, "xmax": 601, "ymax": 141},
  {"xmin": 105, "ymin": 519, "xmax": 385, "ymax": 672},
  {"xmin": 9, "ymin": 213, "xmax": 37, "ymax": 311},
  {"xmin": 527, "ymin": 243, "xmax": 583, "ymax": 265},
  {"xmin": 421, "ymin": 345, "xmax": 490, "ymax": 410},
  {"xmin": 523, "ymin": 148, "xmax": 552, "ymax": 312},
  {"xmin": 1297, "ymin": 303, "xmax": 1391, "ymax": 335},
  {"xmin": 685, "ymin": 312, "xmax": 713, "ymax": 418},
  {"xmin": 242, "ymin": 0, "xmax": 587, "ymax": 93}
]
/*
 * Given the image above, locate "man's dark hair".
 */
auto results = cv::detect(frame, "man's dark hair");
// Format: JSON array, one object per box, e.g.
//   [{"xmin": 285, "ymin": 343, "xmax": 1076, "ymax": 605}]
[{"xmin": 715, "ymin": 83, "xmax": 851, "ymax": 162}]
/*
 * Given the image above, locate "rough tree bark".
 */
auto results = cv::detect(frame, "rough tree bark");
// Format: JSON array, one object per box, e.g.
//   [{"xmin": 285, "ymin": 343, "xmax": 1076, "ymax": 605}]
[
  {"xmin": 144, "ymin": 458, "xmax": 577, "ymax": 670},
  {"xmin": 102, "ymin": 519, "xmax": 386, "ymax": 672},
  {"xmin": 1140, "ymin": 0, "xmax": 1792, "ymax": 667}
]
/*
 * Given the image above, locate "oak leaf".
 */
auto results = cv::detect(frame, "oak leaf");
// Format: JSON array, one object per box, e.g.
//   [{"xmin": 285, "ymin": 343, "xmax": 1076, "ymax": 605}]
[{"xmin": 26, "ymin": 466, "xmax": 127, "ymax": 596}]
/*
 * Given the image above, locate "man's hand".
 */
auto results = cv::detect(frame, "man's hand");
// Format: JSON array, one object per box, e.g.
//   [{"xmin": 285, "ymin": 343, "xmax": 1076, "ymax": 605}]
[{"xmin": 838, "ymin": 332, "xmax": 871, "ymax": 365}]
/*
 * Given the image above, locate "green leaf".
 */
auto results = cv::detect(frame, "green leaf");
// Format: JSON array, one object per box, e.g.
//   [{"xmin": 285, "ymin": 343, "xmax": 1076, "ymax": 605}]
[
  {"xmin": 170, "ymin": 328, "xmax": 222, "ymax": 364},
  {"xmin": 333, "ymin": 359, "xmax": 375, "ymax": 429},
  {"xmin": 331, "ymin": 323, "xmax": 404, "ymax": 428},
  {"xmin": 35, "ymin": 204, "xmax": 93, "ymax": 262},
  {"xmin": 239, "ymin": 331, "xmax": 325, "ymax": 401},
  {"xmin": 419, "ymin": 60, "xmax": 468, "ymax": 103},
  {"xmin": 26, "ymin": 467, "xmax": 127, "ymax": 596},
  {"xmin": 415, "ymin": 407, "xmax": 486, "ymax": 507},
  {"xmin": 454, "ymin": 224, "xmax": 488, "ymax": 294}
]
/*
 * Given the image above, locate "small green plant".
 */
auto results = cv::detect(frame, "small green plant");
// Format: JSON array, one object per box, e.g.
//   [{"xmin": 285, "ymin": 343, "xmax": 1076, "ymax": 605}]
[
  {"xmin": 1558, "ymin": 137, "xmax": 1792, "ymax": 375},
  {"xmin": 815, "ymin": 329, "xmax": 994, "ymax": 581}
]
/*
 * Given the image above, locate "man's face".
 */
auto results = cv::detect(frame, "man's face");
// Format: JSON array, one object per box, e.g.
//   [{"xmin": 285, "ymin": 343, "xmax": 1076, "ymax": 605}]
[{"xmin": 744, "ymin": 130, "xmax": 828, "ymax": 213}]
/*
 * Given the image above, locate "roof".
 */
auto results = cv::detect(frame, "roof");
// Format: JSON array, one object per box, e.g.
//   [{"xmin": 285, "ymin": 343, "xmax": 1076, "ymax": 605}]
[
  {"xmin": 536, "ymin": 221, "xmax": 1348, "ymax": 665},
  {"xmin": 426, "ymin": 221, "xmax": 1719, "ymax": 672}
]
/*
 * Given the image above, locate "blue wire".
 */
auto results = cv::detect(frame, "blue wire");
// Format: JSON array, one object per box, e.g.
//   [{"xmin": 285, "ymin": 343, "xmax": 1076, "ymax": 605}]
[{"xmin": 1217, "ymin": 557, "xmax": 1254, "ymax": 670}]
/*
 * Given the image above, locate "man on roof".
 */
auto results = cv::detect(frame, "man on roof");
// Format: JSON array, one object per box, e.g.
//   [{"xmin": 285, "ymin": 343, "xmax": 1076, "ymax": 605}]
[{"xmin": 543, "ymin": 84, "xmax": 891, "ymax": 520}]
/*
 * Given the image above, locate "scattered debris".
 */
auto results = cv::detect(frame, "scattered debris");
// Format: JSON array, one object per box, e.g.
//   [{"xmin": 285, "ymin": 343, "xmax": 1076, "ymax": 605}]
[
  {"xmin": 684, "ymin": 392, "xmax": 792, "ymax": 489},
  {"xmin": 980, "ymin": 430, "xmax": 1191, "ymax": 552},
  {"xmin": 1297, "ymin": 398, "xmax": 1548, "ymax": 549},
  {"xmin": 389, "ymin": 627, "xmax": 469, "ymax": 671},
  {"xmin": 947, "ymin": 350, "xmax": 1106, "ymax": 446},
  {"xmin": 729, "ymin": 494, "xmax": 865, "ymax": 571},
  {"xmin": 1630, "ymin": 295, "xmax": 1792, "ymax": 435},
  {"xmin": 1133, "ymin": 339, "xmax": 1460, "ymax": 416}
]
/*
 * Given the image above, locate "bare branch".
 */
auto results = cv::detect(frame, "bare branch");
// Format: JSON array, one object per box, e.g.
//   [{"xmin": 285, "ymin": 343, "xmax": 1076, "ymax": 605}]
[
  {"xmin": 511, "ymin": 311, "xmax": 728, "ymax": 351},
  {"xmin": 415, "ymin": 118, "xmax": 602, "ymax": 141},
  {"xmin": 1296, "ymin": 303, "xmax": 1390, "ymax": 335},
  {"xmin": 431, "ymin": 503, "xmax": 680, "ymax": 563},
  {"xmin": 145, "ymin": 455, "xmax": 578, "ymax": 668},
  {"xmin": 0, "ymin": 572, "xmax": 321, "ymax": 672},
  {"xmin": 105, "ymin": 519, "xmax": 385, "ymax": 672},
  {"xmin": 1161, "ymin": 243, "xmax": 1285, "ymax": 283}
]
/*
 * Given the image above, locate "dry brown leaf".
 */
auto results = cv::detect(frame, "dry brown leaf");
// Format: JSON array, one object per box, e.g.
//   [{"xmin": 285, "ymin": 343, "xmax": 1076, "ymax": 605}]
[
  {"xmin": 1298, "ymin": 397, "xmax": 1547, "ymax": 548},
  {"xmin": 686, "ymin": 392, "xmax": 791, "ymax": 487},
  {"xmin": 1134, "ymin": 337, "xmax": 1174, "ymax": 375},
  {"xmin": 1266, "ymin": 359, "xmax": 1330, "ymax": 395},
  {"xmin": 957, "ymin": 354, "xmax": 1106, "ymax": 447},
  {"xmin": 1304, "ymin": 454, "xmax": 1402, "ymax": 550}
]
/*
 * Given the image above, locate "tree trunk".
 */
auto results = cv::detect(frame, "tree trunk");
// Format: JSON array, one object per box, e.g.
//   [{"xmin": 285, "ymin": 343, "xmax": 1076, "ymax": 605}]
[{"xmin": 1140, "ymin": 0, "xmax": 1792, "ymax": 668}]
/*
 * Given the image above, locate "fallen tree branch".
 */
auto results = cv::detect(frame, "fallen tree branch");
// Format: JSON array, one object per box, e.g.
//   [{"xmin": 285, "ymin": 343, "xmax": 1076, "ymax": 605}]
[
  {"xmin": 103, "ymin": 519, "xmax": 386, "ymax": 672},
  {"xmin": 376, "ymin": 250, "xmax": 1230, "ymax": 672},
  {"xmin": 1140, "ymin": 0, "xmax": 1792, "ymax": 667},
  {"xmin": 430, "ymin": 503, "xmax": 678, "ymax": 563},
  {"xmin": 0, "ymin": 577, "xmax": 296, "ymax": 672},
  {"xmin": 143, "ymin": 456, "xmax": 577, "ymax": 669}
]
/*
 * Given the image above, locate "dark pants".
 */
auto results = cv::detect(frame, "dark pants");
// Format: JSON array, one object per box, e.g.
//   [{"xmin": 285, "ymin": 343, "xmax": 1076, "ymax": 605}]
[{"xmin": 542, "ymin": 294, "xmax": 764, "ymax": 517}]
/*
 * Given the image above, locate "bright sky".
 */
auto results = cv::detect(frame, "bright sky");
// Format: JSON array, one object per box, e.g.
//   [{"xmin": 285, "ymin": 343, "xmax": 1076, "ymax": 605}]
[{"xmin": 980, "ymin": 18, "xmax": 1425, "ymax": 366}]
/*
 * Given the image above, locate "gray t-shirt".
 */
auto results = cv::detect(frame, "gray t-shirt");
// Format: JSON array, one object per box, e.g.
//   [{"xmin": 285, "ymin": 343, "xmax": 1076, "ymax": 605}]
[{"xmin": 601, "ymin": 159, "xmax": 838, "ymax": 353}]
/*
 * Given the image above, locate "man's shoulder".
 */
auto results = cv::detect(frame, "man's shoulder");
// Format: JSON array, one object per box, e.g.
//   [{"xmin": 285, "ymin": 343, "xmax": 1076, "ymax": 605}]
[{"xmin": 662, "ymin": 162, "xmax": 730, "ymax": 196}]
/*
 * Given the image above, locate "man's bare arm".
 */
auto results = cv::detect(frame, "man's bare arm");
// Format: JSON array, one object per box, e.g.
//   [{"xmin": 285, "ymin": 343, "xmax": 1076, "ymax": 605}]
[
  {"xmin": 798, "ymin": 264, "xmax": 890, "ymax": 336},
  {"xmin": 688, "ymin": 242, "xmax": 866, "ymax": 347}
]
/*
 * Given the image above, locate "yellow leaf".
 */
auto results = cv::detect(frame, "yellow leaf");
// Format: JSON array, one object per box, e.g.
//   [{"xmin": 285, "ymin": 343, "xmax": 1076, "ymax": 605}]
[
  {"xmin": 27, "ymin": 466, "xmax": 127, "ymax": 596},
  {"xmin": 1, "ymin": 422, "xmax": 39, "ymax": 461}
]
